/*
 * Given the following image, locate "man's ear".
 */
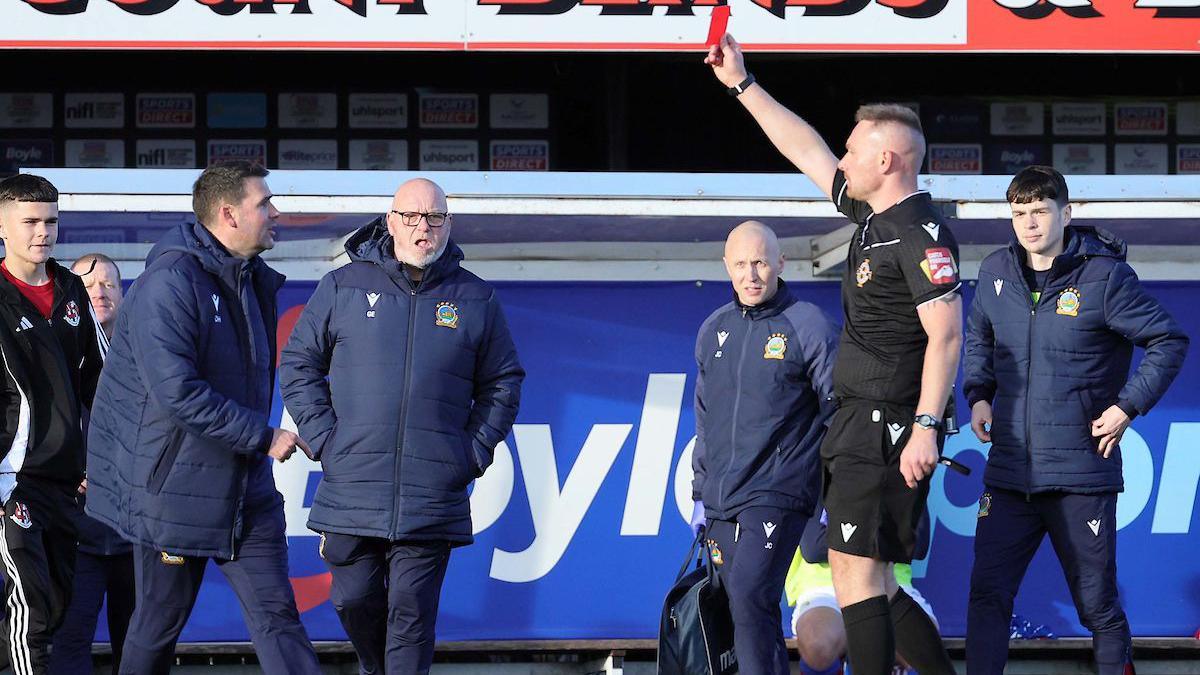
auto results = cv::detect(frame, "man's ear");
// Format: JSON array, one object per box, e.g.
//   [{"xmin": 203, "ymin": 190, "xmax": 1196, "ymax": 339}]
[
  {"xmin": 1061, "ymin": 203, "xmax": 1072, "ymax": 227},
  {"xmin": 879, "ymin": 149, "xmax": 894, "ymax": 174},
  {"xmin": 219, "ymin": 202, "xmax": 236, "ymax": 229}
]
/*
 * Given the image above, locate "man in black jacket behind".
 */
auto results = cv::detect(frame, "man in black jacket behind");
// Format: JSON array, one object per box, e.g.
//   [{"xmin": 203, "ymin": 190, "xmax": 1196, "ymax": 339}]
[{"xmin": 0, "ymin": 174, "xmax": 105, "ymax": 674}]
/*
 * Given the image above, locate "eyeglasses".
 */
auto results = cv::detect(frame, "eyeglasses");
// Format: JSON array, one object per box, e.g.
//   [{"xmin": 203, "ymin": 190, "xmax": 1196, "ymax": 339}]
[{"xmin": 390, "ymin": 210, "xmax": 450, "ymax": 228}]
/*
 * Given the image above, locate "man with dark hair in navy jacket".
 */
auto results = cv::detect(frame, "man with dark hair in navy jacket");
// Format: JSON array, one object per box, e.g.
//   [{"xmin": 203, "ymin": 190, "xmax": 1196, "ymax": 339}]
[
  {"xmin": 964, "ymin": 165, "xmax": 1188, "ymax": 675},
  {"xmin": 86, "ymin": 161, "xmax": 321, "ymax": 674},
  {"xmin": 690, "ymin": 220, "xmax": 839, "ymax": 675},
  {"xmin": 280, "ymin": 177, "xmax": 523, "ymax": 675}
]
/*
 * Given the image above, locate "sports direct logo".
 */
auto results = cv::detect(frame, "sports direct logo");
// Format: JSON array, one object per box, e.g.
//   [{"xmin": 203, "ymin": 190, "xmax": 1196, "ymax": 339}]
[
  {"xmin": 136, "ymin": 94, "xmax": 195, "ymax": 128},
  {"xmin": 1179, "ymin": 147, "xmax": 1200, "ymax": 174},
  {"xmin": 1116, "ymin": 104, "xmax": 1167, "ymax": 135},
  {"xmin": 490, "ymin": 141, "xmax": 548, "ymax": 171},
  {"xmin": 928, "ymin": 144, "xmax": 981, "ymax": 174},
  {"xmin": 420, "ymin": 95, "xmax": 478, "ymax": 128}
]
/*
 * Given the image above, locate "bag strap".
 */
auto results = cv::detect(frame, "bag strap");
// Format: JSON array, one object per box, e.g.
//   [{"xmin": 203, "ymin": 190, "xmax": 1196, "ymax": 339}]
[{"xmin": 675, "ymin": 529, "xmax": 706, "ymax": 581}]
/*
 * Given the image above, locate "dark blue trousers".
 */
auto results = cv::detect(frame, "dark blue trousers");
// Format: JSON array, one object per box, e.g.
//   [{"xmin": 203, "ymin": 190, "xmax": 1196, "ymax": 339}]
[
  {"xmin": 967, "ymin": 489, "xmax": 1130, "ymax": 675},
  {"xmin": 47, "ymin": 551, "xmax": 135, "ymax": 675},
  {"xmin": 705, "ymin": 505, "xmax": 806, "ymax": 675},
  {"xmin": 119, "ymin": 505, "xmax": 320, "ymax": 675},
  {"xmin": 320, "ymin": 533, "xmax": 451, "ymax": 675}
]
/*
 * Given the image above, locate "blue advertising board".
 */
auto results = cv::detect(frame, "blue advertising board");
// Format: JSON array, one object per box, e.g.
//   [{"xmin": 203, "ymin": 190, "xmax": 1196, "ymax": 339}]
[{"xmin": 99, "ymin": 279, "xmax": 1197, "ymax": 642}]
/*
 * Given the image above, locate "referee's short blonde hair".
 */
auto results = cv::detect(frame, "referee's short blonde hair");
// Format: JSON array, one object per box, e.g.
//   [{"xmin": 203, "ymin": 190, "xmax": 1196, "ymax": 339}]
[{"xmin": 854, "ymin": 103, "xmax": 923, "ymax": 137}]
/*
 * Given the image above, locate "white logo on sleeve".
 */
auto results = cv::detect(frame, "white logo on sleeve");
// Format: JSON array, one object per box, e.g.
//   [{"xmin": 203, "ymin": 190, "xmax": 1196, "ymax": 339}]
[
  {"xmin": 717, "ymin": 330, "xmax": 729, "ymax": 347},
  {"xmin": 921, "ymin": 221, "xmax": 940, "ymax": 241},
  {"xmin": 840, "ymin": 522, "xmax": 858, "ymax": 542},
  {"xmin": 887, "ymin": 423, "xmax": 906, "ymax": 445},
  {"xmin": 366, "ymin": 292, "xmax": 380, "ymax": 308},
  {"xmin": 763, "ymin": 521, "xmax": 776, "ymax": 538},
  {"xmin": 1087, "ymin": 518, "xmax": 1102, "ymax": 536},
  {"xmin": 211, "ymin": 294, "xmax": 222, "ymax": 323},
  {"xmin": 994, "ymin": 279, "xmax": 1004, "ymax": 296}
]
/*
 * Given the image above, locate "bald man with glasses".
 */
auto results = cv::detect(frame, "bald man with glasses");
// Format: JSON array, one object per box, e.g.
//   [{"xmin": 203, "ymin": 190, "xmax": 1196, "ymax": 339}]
[{"xmin": 280, "ymin": 178, "xmax": 524, "ymax": 675}]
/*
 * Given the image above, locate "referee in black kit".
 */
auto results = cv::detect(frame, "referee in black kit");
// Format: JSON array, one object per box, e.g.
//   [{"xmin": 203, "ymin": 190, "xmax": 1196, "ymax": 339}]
[{"xmin": 706, "ymin": 35, "xmax": 959, "ymax": 675}]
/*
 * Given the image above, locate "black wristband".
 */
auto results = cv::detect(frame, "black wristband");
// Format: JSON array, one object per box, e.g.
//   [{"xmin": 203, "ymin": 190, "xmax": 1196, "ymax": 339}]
[{"xmin": 727, "ymin": 73, "xmax": 756, "ymax": 97}]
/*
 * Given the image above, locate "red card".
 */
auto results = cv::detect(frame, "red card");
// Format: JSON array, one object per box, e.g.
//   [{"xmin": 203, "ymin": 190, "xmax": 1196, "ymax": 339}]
[{"xmin": 706, "ymin": 5, "xmax": 730, "ymax": 48}]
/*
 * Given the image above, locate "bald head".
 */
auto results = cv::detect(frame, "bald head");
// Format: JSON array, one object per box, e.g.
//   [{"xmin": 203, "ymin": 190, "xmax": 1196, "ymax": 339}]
[
  {"xmin": 393, "ymin": 178, "xmax": 447, "ymax": 209},
  {"xmin": 723, "ymin": 220, "xmax": 785, "ymax": 307},
  {"xmin": 387, "ymin": 177, "xmax": 452, "ymax": 277},
  {"xmin": 725, "ymin": 220, "xmax": 780, "ymax": 259}
]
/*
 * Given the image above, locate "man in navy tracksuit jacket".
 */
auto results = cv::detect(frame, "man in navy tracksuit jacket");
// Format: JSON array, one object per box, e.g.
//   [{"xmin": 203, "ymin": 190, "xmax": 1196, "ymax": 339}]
[
  {"xmin": 963, "ymin": 166, "xmax": 1188, "ymax": 675},
  {"xmin": 690, "ymin": 221, "xmax": 838, "ymax": 675},
  {"xmin": 280, "ymin": 178, "xmax": 523, "ymax": 675},
  {"xmin": 86, "ymin": 162, "xmax": 320, "ymax": 674}
]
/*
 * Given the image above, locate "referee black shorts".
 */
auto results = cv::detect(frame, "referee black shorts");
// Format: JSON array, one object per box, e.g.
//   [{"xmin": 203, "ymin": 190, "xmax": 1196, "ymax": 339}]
[{"xmin": 820, "ymin": 401, "xmax": 941, "ymax": 563}]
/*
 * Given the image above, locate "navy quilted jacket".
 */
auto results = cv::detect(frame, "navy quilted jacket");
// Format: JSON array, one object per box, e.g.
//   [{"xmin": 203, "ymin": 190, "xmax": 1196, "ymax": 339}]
[
  {"xmin": 279, "ymin": 218, "xmax": 523, "ymax": 544},
  {"xmin": 964, "ymin": 226, "xmax": 1188, "ymax": 494},
  {"xmin": 86, "ymin": 223, "xmax": 283, "ymax": 559}
]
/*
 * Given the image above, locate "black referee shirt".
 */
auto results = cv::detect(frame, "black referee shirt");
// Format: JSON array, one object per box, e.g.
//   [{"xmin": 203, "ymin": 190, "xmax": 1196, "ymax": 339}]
[{"xmin": 828, "ymin": 169, "xmax": 961, "ymax": 407}]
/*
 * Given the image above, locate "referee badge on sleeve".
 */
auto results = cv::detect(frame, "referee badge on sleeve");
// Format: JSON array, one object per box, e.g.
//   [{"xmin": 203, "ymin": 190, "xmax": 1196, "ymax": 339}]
[
  {"xmin": 763, "ymin": 333, "xmax": 788, "ymax": 360},
  {"xmin": 920, "ymin": 248, "xmax": 958, "ymax": 285}
]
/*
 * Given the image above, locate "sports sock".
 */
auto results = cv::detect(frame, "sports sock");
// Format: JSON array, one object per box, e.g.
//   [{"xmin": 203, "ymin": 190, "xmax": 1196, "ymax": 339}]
[
  {"xmin": 889, "ymin": 587, "xmax": 957, "ymax": 675},
  {"xmin": 842, "ymin": 596, "xmax": 893, "ymax": 675}
]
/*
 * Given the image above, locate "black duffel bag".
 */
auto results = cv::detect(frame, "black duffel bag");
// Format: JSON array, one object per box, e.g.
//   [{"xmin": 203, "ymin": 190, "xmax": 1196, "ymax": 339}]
[{"xmin": 657, "ymin": 530, "xmax": 737, "ymax": 675}]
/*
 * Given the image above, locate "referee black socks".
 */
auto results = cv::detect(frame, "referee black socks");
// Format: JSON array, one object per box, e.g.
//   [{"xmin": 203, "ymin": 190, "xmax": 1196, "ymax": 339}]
[
  {"xmin": 890, "ymin": 586, "xmax": 958, "ymax": 675},
  {"xmin": 841, "ymin": 595, "xmax": 894, "ymax": 675}
]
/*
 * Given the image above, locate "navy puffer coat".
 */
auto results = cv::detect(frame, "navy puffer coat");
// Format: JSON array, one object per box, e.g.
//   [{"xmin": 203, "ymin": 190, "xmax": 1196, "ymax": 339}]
[
  {"xmin": 964, "ymin": 226, "xmax": 1188, "ymax": 494},
  {"xmin": 279, "ymin": 218, "xmax": 523, "ymax": 544},
  {"xmin": 86, "ymin": 223, "xmax": 282, "ymax": 558}
]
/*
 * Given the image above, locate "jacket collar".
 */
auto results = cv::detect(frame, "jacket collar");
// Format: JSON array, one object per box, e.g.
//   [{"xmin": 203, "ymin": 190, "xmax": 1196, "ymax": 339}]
[
  {"xmin": 733, "ymin": 279, "xmax": 792, "ymax": 320},
  {"xmin": 1006, "ymin": 225, "xmax": 1127, "ymax": 278},
  {"xmin": 145, "ymin": 222, "xmax": 285, "ymax": 295},
  {"xmin": 345, "ymin": 215, "xmax": 464, "ymax": 290}
]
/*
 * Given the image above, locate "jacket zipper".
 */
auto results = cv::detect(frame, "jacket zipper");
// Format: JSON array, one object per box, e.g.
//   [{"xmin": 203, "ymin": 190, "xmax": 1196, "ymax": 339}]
[
  {"xmin": 392, "ymin": 285, "xmax": 419, "ymax": 539},
  {"xmin": 1024, "ymin": 302, "xmax": 1035, "ymax": 502},
  {"xmin": 716, "ymin": 309, "xmax": 753, "ymax": 510},
  {"xmin": 230, "ymin": 273, "xmax": 256, "ymax": 560}
]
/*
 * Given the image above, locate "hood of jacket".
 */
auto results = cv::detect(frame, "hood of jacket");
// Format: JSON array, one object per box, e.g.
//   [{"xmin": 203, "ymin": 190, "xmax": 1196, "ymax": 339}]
[
  {"xmin": 146, "ymin": 222, "xmax": 284, "ymax": 293},
  {"xmin": 1007, "ymin": 225, "xmax": 1127, "ymax": 275},
  {"xmin": 344, "ymin": 215, "xmax": 465, "ymax": 288}
]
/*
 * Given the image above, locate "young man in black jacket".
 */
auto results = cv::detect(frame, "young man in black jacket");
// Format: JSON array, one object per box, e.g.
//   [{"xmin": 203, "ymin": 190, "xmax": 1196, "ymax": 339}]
[{"xmin": 0, "ymin": 174, "xmax": 105, "ymax": 674}]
